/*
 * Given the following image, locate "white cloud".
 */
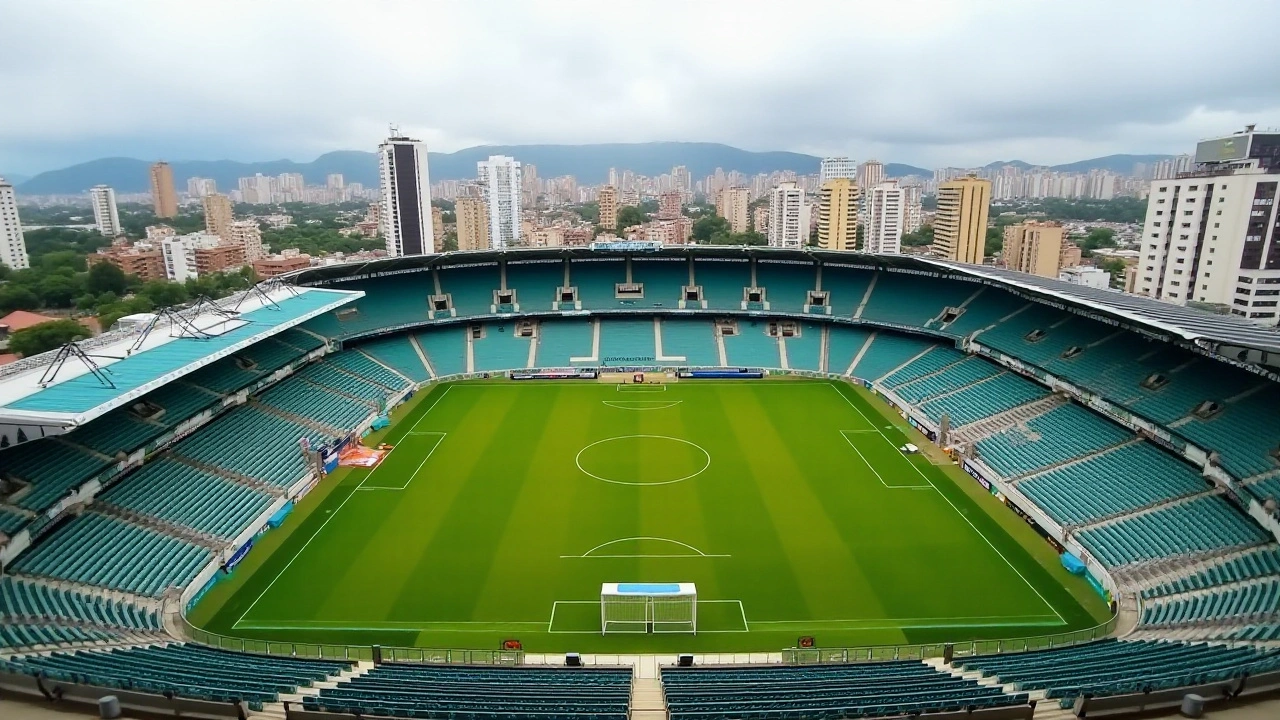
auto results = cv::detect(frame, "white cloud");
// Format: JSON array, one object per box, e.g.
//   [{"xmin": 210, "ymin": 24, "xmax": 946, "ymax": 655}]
[{"xmin": 2, "ymin": 0, "xmax": 1279, "ymax": 173}]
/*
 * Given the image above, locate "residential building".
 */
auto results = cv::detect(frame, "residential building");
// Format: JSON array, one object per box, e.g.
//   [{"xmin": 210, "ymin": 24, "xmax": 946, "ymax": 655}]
[
  {"xmin": 529, "ymin": 227, "xmax": 566, "ymax": 247},
  {"xmin": 716, "ymin": 186, "xmax": 750, "ymax": 234},
  {"xmin": 194, "ymin": 243, "xmax": 246, "ymax": 277},
  {"xmin": 820, "ymin": 157, "xmax": 857, "ymax": 185},
  {"xmin": 253, "ymin": 251, "xmax": 312, "ymax": 278},
  {"xmin": 202, "ymin": 193, "xmax": 234, "ymax": 240},
  {"xmin": 238, "ymin": 174, "xmax": 274, "ymax": 204},
  {"xmin": 933, "ymin": 176, "xmax": 991, "ymax": 265},
  {"xmin": 327, "ymin": 174, "xmax": 345, "ymax": 190},
  {"xmin": 767, "ymin": 182, "xmax": 807, "ymax": 248},
  {"xmin": 477, "ymin": 155, "xmax": 522, "ymax": 248},
  {"xmin": 145, "ymin": 225, "xmax": 176, "ymax": 242},
  {"xmin": 657, "ymin": 190, "xmax": 683, "ymax": 220},
  {"xmin": 866, "ymin": 181, "xmax": 905, "ymax": 255},
  {"xmin": 89, "ymin": 185, "xmax": 122, "ymax": 237},
  {"xmin": 643, "ymin": 217, "xmax": 694, "ymax": 245},
  {"xmin": 598, "ymin": 185, "xmax": 619, "ymax": 230},
  {"xmin": 150, "ymin": 162, "xmax": 178, "ymax": 218},
  {"xmin": 753, "ymin": 205, "xmax": 770, "ymax": 234},
  {"xmin": 1002, "ymin": 220, "xmax": 1067, "ymax": 278},
  {"xmin": 455, "ymin": 196, "xmax": 490, "ymax": 251},
  {"xmin": 1137, "ymin": 125, "xmax": 1280, "ymax": 325},
  {"xmin": 86, "ymin": 240, "xmax": 165, "ymax": 281},
  {"xmin": 431, "ymin": 205, "xmax": 445, "ymax": 251},
  {"xmin": 228, "ymin": 220, "xmax": 264, "ymax": 262},
  {"xmin": 161, "ymin": 232, "xmax": 223, "ymax": 282},
  {"xmin": 902, "ymin": 184, "xmax": 924, "ymax": 233},
  {"xmin": 857, "ymin": 160, "xmax": 885, "ymax": 190},
  {"xmin": 378, "ymin": 130, "xmax": 435, "ymax": 256},
  {"xmin": 186, "ymin": 177, "xmax": 216, "ymax": 198},
  {"xmin": 0, "ymin": 178, "xmax": 30, "ymax": 269},
  {"xmin": 1060, "ymin": 265, "xmax": 1111, "ymax": 289},
  {"xmin": 816, "ymin": 179, "xmax": 860, "ymax": 251}
]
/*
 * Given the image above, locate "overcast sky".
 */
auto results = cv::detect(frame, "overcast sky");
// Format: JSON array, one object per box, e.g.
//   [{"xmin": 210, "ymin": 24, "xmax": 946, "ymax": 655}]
[{"xmin": 3, "ymin": 0, "xmax": 1279, "ymax": 175}]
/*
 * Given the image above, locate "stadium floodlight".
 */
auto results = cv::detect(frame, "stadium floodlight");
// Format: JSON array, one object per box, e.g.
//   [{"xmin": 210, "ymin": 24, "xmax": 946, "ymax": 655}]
[{"xmin": 601, "ymin": 582, "xmax": 696, "ymax": 635}]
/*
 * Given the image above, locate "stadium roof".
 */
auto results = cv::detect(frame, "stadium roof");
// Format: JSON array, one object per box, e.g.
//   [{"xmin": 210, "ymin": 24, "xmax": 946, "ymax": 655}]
[
  {"xmin": 286, "ymin": 245, "xmax": 1280, "ymax": 371},
  {"xmin": 0, "ymin": 284, "xmax": 360, "ymax": 437}
]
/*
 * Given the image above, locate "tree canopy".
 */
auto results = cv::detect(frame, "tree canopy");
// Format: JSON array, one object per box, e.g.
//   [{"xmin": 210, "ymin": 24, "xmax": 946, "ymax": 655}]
[
  {"xmin": 8, "ymin": 319, "xmax": 91, "ymax": 357},
  {"xmin": 616, "ymin": 205, "xmax": 649, "ymax": 229}
]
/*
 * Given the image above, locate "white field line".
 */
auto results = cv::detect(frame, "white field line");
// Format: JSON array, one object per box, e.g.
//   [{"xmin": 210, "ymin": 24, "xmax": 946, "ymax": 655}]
[
  {"xmin": 358, "ymin": 432, "xmax": 446, "ymax": 491},
  {"xmin": 827, "ymin": 382, "xmax": 1065, "ymax": 625},
  {"xmin": 561, "ymin": 535, "xmax": 729, "ymax": 558},
  {"xmin": 234, "ymin": 385, "xmax": 454, "ymax": 628},
  {"xmin": 839, "ymin": 431, "xmax": 931, "ymax": 489},
  {"xmin": 547, "ymin": 600, "xmax": 749, "ymax": 633}
]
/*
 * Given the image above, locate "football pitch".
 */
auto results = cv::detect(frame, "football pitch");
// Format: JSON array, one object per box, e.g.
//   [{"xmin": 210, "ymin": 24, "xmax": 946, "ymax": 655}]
[{"xmin": 194, "ymin": 378, "xmax": 1109, "ymax": 653}]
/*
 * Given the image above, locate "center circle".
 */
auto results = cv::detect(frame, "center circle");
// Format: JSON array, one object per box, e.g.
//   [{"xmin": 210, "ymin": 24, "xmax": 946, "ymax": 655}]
[{"xmin": 575, "ymin": 435, "xmax": 711, "ymax": 486}]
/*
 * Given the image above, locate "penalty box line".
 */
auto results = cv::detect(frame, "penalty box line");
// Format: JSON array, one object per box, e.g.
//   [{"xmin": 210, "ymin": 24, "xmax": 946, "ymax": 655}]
[
  {"xmin": 548, "ymin": 600, "xmax": 749, "ymax": 634},
  {"xmin": 234, "ymin": 386, "xmax": 454, "ymax": 630},
  {"xmin": 358, "ymin": 432, "xmax": 447, "ymax": 492},
  {"xmin": 840, "ymin": 430, "xmax": 932, "ymax": 490},
  {"xmin": 828, "ymin": 383, "xmax": 1065, "ymax": 626}
]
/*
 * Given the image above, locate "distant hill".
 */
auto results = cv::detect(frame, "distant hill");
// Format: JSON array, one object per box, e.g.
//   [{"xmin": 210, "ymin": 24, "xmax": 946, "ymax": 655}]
[
  {"xmin": 886, "ymin": 163, "xmax": 931, "ymax": 178},
  {"xmin": 1, "ymin": 173, "xmax": 29, "ymax": 185},
  {"xmin": 1049, "ymin": 154, "xmax": 1174, "ymax": 174}
]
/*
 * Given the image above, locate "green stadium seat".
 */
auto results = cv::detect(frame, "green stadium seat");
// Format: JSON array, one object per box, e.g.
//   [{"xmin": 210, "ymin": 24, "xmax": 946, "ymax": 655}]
[{"xmin": 99, "ymin": 458, "xmax": 272, "ymax": 539}]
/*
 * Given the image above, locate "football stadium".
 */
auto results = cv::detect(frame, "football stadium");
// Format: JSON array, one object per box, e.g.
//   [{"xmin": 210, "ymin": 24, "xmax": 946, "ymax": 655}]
[{"xmin": 2, "ymin": 245, "xmax": 1280, "ymax": 719}]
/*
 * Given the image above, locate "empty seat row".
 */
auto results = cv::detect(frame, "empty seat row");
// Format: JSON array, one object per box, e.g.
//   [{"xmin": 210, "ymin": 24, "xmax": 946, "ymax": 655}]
[
  {"xmin": 0, "ymin": 576, "xmax": 160, "ymax": 631},
  {"xmin": 1142, "ymin": 579, "xmax": 1280, "ymax": 626},
  {"xmin": 259, "ymin": 376, "xmax": 373, "ymax": 431},
  {"xmin": 356, "ymin": 336, "xmax": 431, "ymax": 383},
  {"xmin": 298, "ymin": 362, "xmax": 390, "ymax": 403},
  {"xmin": 1143, "ymin": 546, "xmax": 1280, "ymax": 599},
  {"xmin": 1076, "ymin": 495, "xmax": 1269, "ymax": 567},
  {"xmin": 175, "ymin": 406, "xmax": 329, "ymax": 487},
  {"xmin": 977, "ymin": 403, "xmax": 1132, "ymax": 477},
  {"xmin": 98, "ymin": 458, "xmax": 272, "ymax": 539},
  {"xmin": 325, "ymin": 350, "xmax": 411, "ymax": 391},
  {"xmin": 0, "ymin": 624, "xmax": 116, "ymax": 649},
  {"xmin": 894, "ymin": 356, "xmax": 1001, "ymax": 404},
  {"xmin": 921, "ymin": 372, "xmax": 1048, "ymax": 427}
]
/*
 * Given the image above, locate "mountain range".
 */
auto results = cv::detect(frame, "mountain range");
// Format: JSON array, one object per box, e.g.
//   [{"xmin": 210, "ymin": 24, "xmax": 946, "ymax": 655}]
[{"xmin": 12, "ymin": 143, "xmax": 1172, "ymax": 196}]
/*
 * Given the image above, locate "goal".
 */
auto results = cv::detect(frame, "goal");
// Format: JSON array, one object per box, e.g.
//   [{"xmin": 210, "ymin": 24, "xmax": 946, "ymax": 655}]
[{"xmin": 600, "ymin": 582, "xmax": 696, "ymax": 634}]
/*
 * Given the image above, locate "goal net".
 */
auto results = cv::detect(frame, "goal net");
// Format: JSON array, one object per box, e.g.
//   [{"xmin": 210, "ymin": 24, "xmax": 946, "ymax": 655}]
[{"xmin": 601, "ymin": 582, "xmax": 696, "ymax": 634}]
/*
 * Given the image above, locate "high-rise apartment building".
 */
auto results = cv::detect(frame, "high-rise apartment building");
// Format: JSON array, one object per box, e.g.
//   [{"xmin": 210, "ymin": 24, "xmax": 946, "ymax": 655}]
[
  {"xmin": 228, "ymin": 220, "xmax": 264, "ymax": 262},
  {"xmin": 1137, "ymin": 126, "xmax": 1280, "ymax": 325},
  {"xmin": 816, "ymin": 179, "xmax": 859, "ymax": 251},
  {"xmin": 753, "ymin": 205, "xmax": 770, "ymax": 234},
  {"xmin": 86, "ymin": 240, "xmax": 165, "ymax": 281},
  {"xmin": 202, "ymin": 193, "xmax": 234, "ymax": 241},
  {"xmin": 431, "ymin": 205, "xmax": 445, "ymax": 251},
  {"xmin": 902, "ymin": 184, "xmax": 924, "ymax": 233},
  {"xmin": 657, "ymin": 190, "xmax": 683, "ymax": 220},
  {"xmin": 716, "ymin": 186, "xmax": 750, "ymax": 234},
  {"xmin": 378, "ymin": 131, "xmax": 434, "ymax": 256},
  {"xmin": 933, "ymin": 176, "xmax": 991, "ymax": 265},
  {"xmin": 598, "ymin": 186, "xmax": 619, "ymax": 230},
  {"xmin": 767, "ymin": 182, "xmax": 807, "ymax": 248},
  {"xmin": 1002, "ymin": 220, "xmax": 1067, "ymax": 278},
  {"xmin": 150, "ymin": 162, "xmax": 178, "ymax": 218},
  {"xmin": 90, "ymin": 185, "xmax": 122, "ymax": 238},
  {"xmin": 0, "ymin": 178, "xmax": 30, "ymax": 269},
  {"xmin": 455, "ymin": 196, "xmax": 491, "ymax": 251},
  {"xmin": 820, "ymin": 157, "xmax": 857, "ymax": 185},
  {"xmin": 327, "ymin": 174, "xmax": 345, "ymax": 190},
  {"xmin": 187, "ymin": 177, "xmax": 216, "ymax": 198},
  {"xmin": 857, "ymin": 160, "xmax": 885, "ymax": 190},
  {"xmin": 477, "ymin": 155, "xmax": 522, "ymax": 248},
  {"xmin": 866, "ymin": 181, "xmax": 905, "ymax": 255}
]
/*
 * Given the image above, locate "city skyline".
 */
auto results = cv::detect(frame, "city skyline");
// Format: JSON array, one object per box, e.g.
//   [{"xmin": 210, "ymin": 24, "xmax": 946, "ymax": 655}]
[{"xmin": 3, "ymin": 1, "xmax": 1279, "ymax": 176}]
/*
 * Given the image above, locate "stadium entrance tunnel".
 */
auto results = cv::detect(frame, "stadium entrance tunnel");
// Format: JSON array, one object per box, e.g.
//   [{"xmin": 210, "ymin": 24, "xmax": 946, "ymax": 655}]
[{"xmin": 575, "ymin": 435, "xmax": 711, "ymax": 486}]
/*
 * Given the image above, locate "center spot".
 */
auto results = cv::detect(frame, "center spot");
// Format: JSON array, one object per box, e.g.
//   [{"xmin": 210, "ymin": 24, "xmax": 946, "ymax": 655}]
[{"xmin": 575, "ymin": 435, "xmax": 710, "ymax": 486}]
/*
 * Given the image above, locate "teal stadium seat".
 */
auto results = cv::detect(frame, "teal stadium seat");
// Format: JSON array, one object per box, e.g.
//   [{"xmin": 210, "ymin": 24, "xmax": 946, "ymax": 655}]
[
  {"xmin": 848, "ymin": 333, "xmax": 940, "ymax": 382},
  {"xmin": 755, "ymin": 260, "xmax": 815, "ymax": 313},
  {"xmin": 572, "ymin": 260, "xmax": 629, "ymax": 310},
  {"xmin": 416, "ymin": 326, "xmax": 468, "ymax": 376},
  {"xmin": 723, "ymin": 321, "xmax": 780, "ymax": 368},
  {"xmin": 537, "ymin": 319, "xmax": 595, "ymax": 367},
  {"xmin": 1, "ymin": 439, "xmax": 111, "ymax": 512},
  {"xmin": 880, "ymin": 347, "xmax": 968, "ymax": 389},
  {"xmin": 473, "ymin": 324, "xmax": 532, "ymax": 371},
  {"xmin": 935, "ymin": 287, "xmax": 1028, "ymax": 338},
  {"xmin": 259, "ymin": 376, "xmax": 374, "ymax": 430},
  {"xmin": 1075, "ymin": 495, "xmax": 1269, "ymax": 567},
  {"xmin": 99, "ymin": 458, "xmax": 272, "ymax": 539},
  {"xmin": 693, "ymin": 258, "xmax": 752, "ymax": 310},
  {"xmin": 599, "ymin": 318, "xmax": 657, "ymax": 366},
  {"xmin": 1143, "ymin": 546, "xmax": 1280, "ymax": 599},
  {"xmin": 0, "ymin": 576, "xmax": 160, "ymax": 632},
  {"xmin": 631, "ymin": 258, "xmax": 689, "ymax": 307},
  {"xmin": 826, "ymin": 325, "xmax": 875, "ymax": 375},
  {"xmin": 921, "ymin": 373, "xmax": 1048, "ymax": 426},
  {"xmin": 976, "ymin": 404, "xmax": 1131, "ymax": 477},
  {"xmin": 356, "ymin": 336, "xmax": 431, "ymax": 383},
  {"xmin": 437, "ymin": 264, "xmax": 500, "ymax": 317},
  {"xmin": 505, "ymin": 259, "xmax": 564, "ymax": 312},
  {"xmin": 861, "ymin": 272, "xmax": 976, "ymax": 328},
  {"xmin": 658, "ymin": 319, "xmax": 719, "ymax": 366},
  {"xmin": 783, "ymin": 322, "xmax": 823, "ymax": 371},
  {"xmin": 325, "ymin": 351, "xmax": 410, "ymax": 392},
  {"xmin": 175, "ymin": 406, "xmax": 329, "ymax": 487},
  {"xmin": 818, "ymin": 265, "xmax": 874, "ymax": 316}
]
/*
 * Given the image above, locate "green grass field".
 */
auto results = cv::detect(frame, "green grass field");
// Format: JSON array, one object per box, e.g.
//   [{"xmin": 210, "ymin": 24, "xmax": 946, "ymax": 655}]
[{"xmin": 194, "ymin": 378, "xmax": 1109, "ymax": 653}]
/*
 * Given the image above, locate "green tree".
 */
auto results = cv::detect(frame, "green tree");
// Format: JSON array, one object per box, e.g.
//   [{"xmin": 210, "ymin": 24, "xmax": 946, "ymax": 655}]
[
  {"xmin": 1079, "ymin": 228, "xmax": 1118, "ymax": 256},
  {"xmin": 0, "ymin": 286, "xmax": 40, "ymax": 313},
  {"xmin": 440, "ymin": 233, "xmax": 459, "ymax": 252},
  {"xmin": 692, "ymin": 215, "xmax": 730, "ymax": 243},
  {"xmin": 8, "ymin": 319, "xmax": 91, "ymax": 357},
  {"xmin": 38, "ymin": 274, "xmax": 82, "ymax": 308},
  {"xmin": 1096, "ymin": 258, "xmax": 1127, "ymax": 287},
  {"xmin": 574, "ymin": 202, "xmax": 600, "ymax": 223},
  {"xmin": 616, "ymin": 205, "xmax": 648, "ymax": 229},
  {"xmin": 139, "ymin": 280, "xmax": 189, "ymax": 307},
  {"xmin": 96, "ymin": 296, "xmax": 155, "ymax": 332},
  {"xmin": 985, "ymin": 227, "xmax": 1004, "ymax": 257},
  {"xmin": 85, "ymin": 261, "xmax": 128, "ymax": 295},
  {"xmin": 901, "ymin": 224, "xmax": 933, "ymax": 247}
]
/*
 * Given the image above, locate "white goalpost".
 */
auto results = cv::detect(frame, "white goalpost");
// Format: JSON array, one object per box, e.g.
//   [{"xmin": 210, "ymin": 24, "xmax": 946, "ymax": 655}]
[{"xmin": 600, "ymin": 582, "xmax": 697, "ymax": 635}]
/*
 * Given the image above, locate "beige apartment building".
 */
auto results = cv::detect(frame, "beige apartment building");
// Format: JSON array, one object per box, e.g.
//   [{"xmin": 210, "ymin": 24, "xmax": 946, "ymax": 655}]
[
  {"xmin": 716, "ymin": 187, "xmax": 750, "ymax": 234},
  {"xmin": 1002, "ymin": 221, "xmax": 1066, "ymax": 277},
  {"xmin": 933, "ymin": 176, "xmax": 991, "ymax": 265},
  {"xmin": 455, "ymin": 196, "xmax": 491, "ymax": 251},
  {"xmin": 150, "ymin": 162, "xmax": 178, "ymax": 218},
  {"xmin": 816, "ymin": 179, "xmax": 859, "ymax": 251},
  {"xmin": 657, "ymin": 191, "xmax": 683, "ymax": 220},
  {"xmin": 431, "ymin": 206, "xmax": 445, "ymax": 250},
  {"xmin": 227, "ymin": 220, "xmax": 265, "ymax": 262},
  {"xmin": 202, "ymin": 193, "xmax": 234, "ymax": 241},
  {"xmin": 598, "ymin": 186, "xmax": 618, "ymax": 230}
]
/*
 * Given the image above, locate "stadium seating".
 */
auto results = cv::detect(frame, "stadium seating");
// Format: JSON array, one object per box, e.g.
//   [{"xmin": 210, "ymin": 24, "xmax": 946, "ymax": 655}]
[
  {"xmin": 0, "ymin": 506, "xmax": 29, "ymax": 535},
  {"xmin": 1018, "ymin": 443, "xmax": 1209, "ymax": 526},
  {"xmin": 305, "ymin": 664, "xmax": 633, "ymax": 720},
  {"xmin": 67, "ymin": 411, "xmax": 165, "ymax": 457},
  {"xmin": 175, "ymin": 406, "xmax": 328, "ymax": 487},
  {"xmin": 976, "ymin": 404, "xmax": 1131, "ymax": 477},
  {"xmin": 1177, "ymin": 386, "xmax": 1280, "ymax": 479},
  {"xmin": 599, "ymin": 318, "xmax": 657, "ymax": 365},
  {"xmin": 1, "ymin": 624, "xmax": 117, "ymax": 649},
  {"xmin": 632, "ymin": 258, "xmax": 690, "ymax": 306},
  {"xmin": 1076, "ymin": 495, "xmax": 1269, "ymax": 567},
  {"xmin": 783, "ymin": 323, "xmax": 824, "ymax": 371},
  {"xmin": 473, "ymin": 323, "xmax": 532, "ymax": 371},
  {"xmin": 693, "ymin": 258, "xmax": 752, "ymax": 310},
  {"xmin": 848, "ymin": 332, "xmax": 939, "ymax": 381},
  {"xmin": 573, "ymin": 259, "xmax": 629, "ymax": 309},
  {"xmin": 1, "ymin": 439, "xmax": 112, "ymax": 513},
  {"xmin": 756, "ymin": 260, "xmax": 814, "ymax": 313},
  {"xmin": 921, "ymin": 372, "xmax": 1048, "ymax": 426},
  {"xmin": 1247, "ymin": 475, "xmax": 1280, "ymax": 504},
  {"xmin": 826, "ymin": 325, "xmax": 874, "ymax": 375},
  {"xmin": 662, "ymin": 661, "xmax": 1026, "ymax": 720},
  {"xmin": 303, "ymin": 274, "xmax": 434, "ymax": 338},
  {"xmin": 437, "ymin": 264, "xmax": 500, "ymax": 316},
  {"xmin": 537, "ymin": 319, "xmax": 595, "ymax": 367},
  {"xmin": 99, "ymin": 458, "xmax": 272, "ymax": 539},
  {"xmin": 325, "ymin": 351, "xmax": 410, "ymax": 391},
  {"xmin": 893, "ymin": 356, "xmax": 1000, "ymax": 404},
  {"xmin": 861, "ymin": 273, "xmax": 975, "ymax": 328},
  {"xmin": 818, "ymin": 265, "xmax": 874, "ymax": 316},
  {"xmin": 136, "ymin": 382, "xmax": 222, "ymax": 429},
  {"xmin": 934, "ymin": 287, "xmax": 1027, "ymax": 337},
  {"xmin": 505, "ymin": 259, "xmax": 564, "ymax": 311},
  {"xmin": 1143, "ymin": 546, "xmax": 1280, "ymax": 599},
  {"xmin": 277, "ymin": 327, "xmax": 326, "ymax": 354},
  {"xmin": 356, "ymin": 336, "xmax": 431, "ymax": 383},
  {"xmin": 1, "ymin": 643, "xmax": 353, "ymax": 709},
  {"xmin": 417, "ymin": 326, "xmax": 468, "ymax": 376},
  {"xmin": 0, "ymin": 576, "xmax": 160, "ymax": 632},
  {"xmin": 298, "ymin": 362, "xmax": 390, "ymax": 403},
  {"xmin": 1141, "ymin": 578, "xmax": 1280, "ymax": 626},
  {"xmin": 260, "ymin": 377, "xmax": 374, "ymax": 430},
  {"xmin": 957, "ymin": 639, "xmax": 1280, "ymax": 707},
  {"xmin": 880, "ymin": 346, "xmax": 967, "ymax": 388},
  {"xmin": 723, "ymin": 322, "xmax": 780, "ymax": 368},
  {"xmin": 659, "ymin": 319, "xmax": 720, "ymax": 366},
  {"xmin": 11, "ymin": 513, "xmax": 210, "ymax": 596}
]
